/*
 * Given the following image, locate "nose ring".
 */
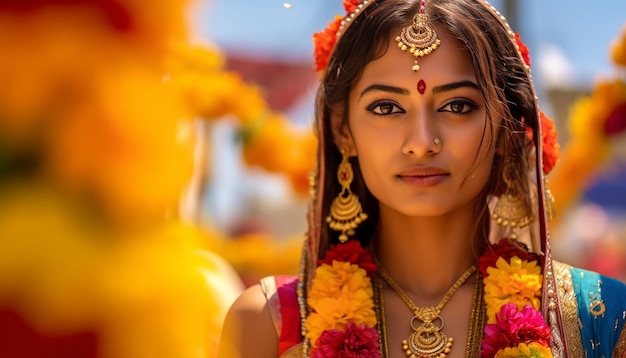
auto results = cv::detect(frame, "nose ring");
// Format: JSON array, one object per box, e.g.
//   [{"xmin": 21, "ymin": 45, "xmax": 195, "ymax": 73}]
[{"xmin": 433, "ymin": 136, "xmax": 441, "ymax": 145}]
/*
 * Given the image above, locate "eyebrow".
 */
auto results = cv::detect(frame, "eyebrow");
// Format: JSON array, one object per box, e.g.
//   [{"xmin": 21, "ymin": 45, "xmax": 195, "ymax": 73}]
[
  {"xmin": 359, "ymin": 84, "xmax": 411, "ymax": 98},
  {"xmin": 432, "ymin": 80, "xmax": 480, "ymax": 94},
  {"xmin": 359, "ymin": 80, "xmax": 479, "ymax": 98}
]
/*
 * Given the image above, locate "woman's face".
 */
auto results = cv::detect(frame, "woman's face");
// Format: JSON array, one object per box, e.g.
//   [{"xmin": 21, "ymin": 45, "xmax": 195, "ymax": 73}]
[{"xmin": 345, "ymin": 27, "xmax": 497, "ymax": 218}]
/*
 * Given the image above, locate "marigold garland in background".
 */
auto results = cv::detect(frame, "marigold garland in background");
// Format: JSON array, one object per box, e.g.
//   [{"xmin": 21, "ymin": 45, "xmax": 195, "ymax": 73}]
[{"xmin": 548, "ymin": 26, "xmax": 626, "ymax": 220}]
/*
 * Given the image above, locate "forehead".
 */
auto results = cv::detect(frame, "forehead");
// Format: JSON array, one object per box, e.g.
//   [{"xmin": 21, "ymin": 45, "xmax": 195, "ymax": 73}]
[{"xmin": 354, "ymin": 27, "xmax": 476, "ymax": 90}]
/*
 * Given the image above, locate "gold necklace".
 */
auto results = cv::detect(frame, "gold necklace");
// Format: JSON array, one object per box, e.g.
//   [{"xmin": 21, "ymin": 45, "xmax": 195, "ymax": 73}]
[{"xmin": 377, "ymin": 263, "xmax": 477, "ymax": 358}]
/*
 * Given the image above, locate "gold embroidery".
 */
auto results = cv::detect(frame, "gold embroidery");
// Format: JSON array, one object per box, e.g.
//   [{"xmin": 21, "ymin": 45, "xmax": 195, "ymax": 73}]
[
  {"xmin": 590, "ymin": 300, "xmax": 607, "ymax": 319},
  {"xmin": 589, "ymin": 280, "xmax": 606, "ymax": 319},
  {"xmin": 280, "ymin": 342, "xmax": 304, "ymax": 358},
  {"xmin": 553, "ymin": 261, "xmax": 584, "ymax": 356},
  {"xmin": 614, "ymin": 323, "xmax": 626, "ymax": 357}
]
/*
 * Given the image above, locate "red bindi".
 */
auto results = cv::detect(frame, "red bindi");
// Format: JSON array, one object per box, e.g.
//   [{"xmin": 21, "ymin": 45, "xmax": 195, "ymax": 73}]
[{"xmin": 417, "ymin": 79, "xmax": 426, "ymax": 95}]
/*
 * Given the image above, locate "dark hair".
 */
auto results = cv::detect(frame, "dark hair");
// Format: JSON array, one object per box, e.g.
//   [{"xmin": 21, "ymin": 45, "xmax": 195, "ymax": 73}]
[{"xmin": 314, "ymin": 0, "xmax": 537, "ymax": 258}]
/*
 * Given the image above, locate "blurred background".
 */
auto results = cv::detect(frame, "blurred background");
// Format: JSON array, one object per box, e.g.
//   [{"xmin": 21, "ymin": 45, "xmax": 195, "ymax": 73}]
[{"xmin": 0, "ymin": 0, "xmax": 624, "ymax": 357}]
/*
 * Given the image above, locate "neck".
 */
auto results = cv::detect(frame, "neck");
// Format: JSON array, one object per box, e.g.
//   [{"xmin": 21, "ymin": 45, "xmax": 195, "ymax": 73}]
[{"xmin": 373, "ymin": 202, "xmax": 484, "ymax": 299}]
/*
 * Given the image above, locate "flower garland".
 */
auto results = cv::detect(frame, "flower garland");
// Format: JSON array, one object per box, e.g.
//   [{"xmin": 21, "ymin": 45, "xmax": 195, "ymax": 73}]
[
  {"xmin": 303, "ymin": 240, "xmax": 381, "ymax": 357},
  {"xmin": 303, "ymin": 239, "xmax": 552, "ymax": 357},
  {"xmin": 478, "ymin": 240, "xmax": 552, "ymax": 358}
]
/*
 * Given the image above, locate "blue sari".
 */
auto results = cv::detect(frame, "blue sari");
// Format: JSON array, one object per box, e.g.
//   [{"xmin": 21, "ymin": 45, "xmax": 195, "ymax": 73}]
[{"xmin": 556, "ymin": 262, "xmax": 626, "ymax": 357}]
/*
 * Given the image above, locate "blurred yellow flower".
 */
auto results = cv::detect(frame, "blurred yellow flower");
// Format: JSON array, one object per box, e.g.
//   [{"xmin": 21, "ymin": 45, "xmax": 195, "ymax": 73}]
[
  {"xmin": 242, "ymin": 113, "xmax": 317, "ymax": 196},
  {"xmin": 0, "ymin": 183, "xmax": 242, "ymax": 358},
  {"xmin": 611, "ymin": 24, "xmax": 626, "ymax": 67},
  {"xmin": 42, "ymin": 67, "xmax": 195, "ymax": 225}
]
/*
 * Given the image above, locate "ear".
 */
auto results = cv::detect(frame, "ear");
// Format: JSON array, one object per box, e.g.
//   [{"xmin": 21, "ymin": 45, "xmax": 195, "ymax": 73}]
[{"xmin": 330, "ymin": 104, "xmax": 357, "ymax": 156}]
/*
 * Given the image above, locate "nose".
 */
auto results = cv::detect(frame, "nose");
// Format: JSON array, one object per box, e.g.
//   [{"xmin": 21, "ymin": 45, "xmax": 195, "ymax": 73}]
[{"xmin": 400, "ymin": 111, "xmax": 441, "ymax": 157}]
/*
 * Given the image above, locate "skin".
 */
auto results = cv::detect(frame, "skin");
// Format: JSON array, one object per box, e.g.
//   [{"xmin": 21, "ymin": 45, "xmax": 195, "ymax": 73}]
[
  {"xmin": 219, "ymin": 28, "xmax": 498, "ymax": 358},
  {"xmin": 337, "ymin": 28, "xmax": 496, "ymax": 358}
]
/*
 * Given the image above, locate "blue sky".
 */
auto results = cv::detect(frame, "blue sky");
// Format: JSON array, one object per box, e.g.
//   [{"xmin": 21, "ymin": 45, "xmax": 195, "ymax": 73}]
[
  {"xmin": 187, "ymin": 1, "xmax": 626, "ymax": 223},
  {"xmin": 191, "ymin": 0, "xmax": 626, "ymax": 84}
]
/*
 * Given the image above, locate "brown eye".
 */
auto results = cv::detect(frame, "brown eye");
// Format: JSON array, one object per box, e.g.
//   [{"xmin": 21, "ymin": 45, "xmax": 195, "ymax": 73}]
[
  {"xmin": 450, "ymin": 102, "xmax": 465, "ymax": 113},
  {"xmin": 367, "ymin": 101, "xmax": 405, "ymax": 115},
  {"xmin": 439, "ymin": 99, "xmax": 478, "ymax": 114}
]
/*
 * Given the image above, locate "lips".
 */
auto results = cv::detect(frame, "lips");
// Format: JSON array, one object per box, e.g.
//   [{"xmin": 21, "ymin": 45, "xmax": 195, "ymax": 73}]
[{"xmin": 397, "ymin": 166, "xmax": 449, "ymax": 187}]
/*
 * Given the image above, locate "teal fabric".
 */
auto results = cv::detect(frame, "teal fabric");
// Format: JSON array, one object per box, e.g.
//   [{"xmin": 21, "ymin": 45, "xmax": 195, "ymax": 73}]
[{"xmin": 571, "ymin": 267, "xmax": 626, "ymax": 357}]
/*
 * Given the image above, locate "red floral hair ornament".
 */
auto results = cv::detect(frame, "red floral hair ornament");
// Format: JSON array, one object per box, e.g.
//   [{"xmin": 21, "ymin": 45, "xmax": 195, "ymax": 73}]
[
  {"xmin": 515, "ymin": 33, "xmax": 531, "ymax": 67},
  {"xmin": 312, "ymin": 0, "xmax": 369, "ymax": 72},
  {"xmin": 516, "ymin": 32, "xmax": 561, "ymax": 174}
]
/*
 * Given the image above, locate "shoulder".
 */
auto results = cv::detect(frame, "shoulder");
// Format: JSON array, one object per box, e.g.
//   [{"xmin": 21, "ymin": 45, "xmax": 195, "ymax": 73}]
[{"xmin": 217, "ymin": 283, "xmax": 278, "ymax": 358}]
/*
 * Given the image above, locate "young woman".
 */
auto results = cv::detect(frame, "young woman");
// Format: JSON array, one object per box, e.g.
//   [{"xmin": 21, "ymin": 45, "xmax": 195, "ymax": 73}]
[{"xmin": 218, "ymin": 0, "xmax": 626, "ymax": 357}]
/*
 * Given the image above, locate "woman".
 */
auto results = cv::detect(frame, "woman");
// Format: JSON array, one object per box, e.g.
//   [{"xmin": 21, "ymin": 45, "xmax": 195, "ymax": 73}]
[{"xmin": 218, "ymin": 0, "xmax": 626, "ymax": 357}]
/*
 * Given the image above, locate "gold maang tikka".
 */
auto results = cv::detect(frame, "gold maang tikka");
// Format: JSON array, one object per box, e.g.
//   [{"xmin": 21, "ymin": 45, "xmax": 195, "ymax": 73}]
[
  {"xmin": 326, "ymin": 147, "xmax": 368, "ymax": 243},
  {"xmin": 396, "ymin": 0, "xmax": 441, "ymax": 72},
  {"xmin": 492, "ymin": 160, "xmax": 532, "ymax": 239}
]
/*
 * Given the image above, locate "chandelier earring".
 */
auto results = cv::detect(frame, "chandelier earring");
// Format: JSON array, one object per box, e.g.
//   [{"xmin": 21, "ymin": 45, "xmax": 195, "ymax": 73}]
[
  {"xmin": 544, "ymin": 178, "xmax": 556, "ymax": 222},
  {"xmin": 492, "ymin": 160, "xmax": 531, "ymax": 239},
  {"xmin": 326, "ymin": 147, "xmax": 368, "ymax": 243}
]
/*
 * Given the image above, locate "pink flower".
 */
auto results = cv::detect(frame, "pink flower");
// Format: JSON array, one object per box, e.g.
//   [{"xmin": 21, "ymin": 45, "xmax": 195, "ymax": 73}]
[
  {"xmin": 310, "ymin": 322, "xmax": 381, "ymax": 358},
  {"xmin": 481, "ymin": 304, "xmax": 551, "ymax": 358},
  {"xmin": 319, "ymin": 240, "xmax": 378, "ymax": 277}
]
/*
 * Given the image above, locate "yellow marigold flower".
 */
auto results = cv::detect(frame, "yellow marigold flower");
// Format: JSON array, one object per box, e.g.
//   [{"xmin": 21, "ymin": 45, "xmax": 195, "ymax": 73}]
[
  {"xmin": 494, "ymin": 342, "xmax": 553, "ymax": 358},
  {"xmin": 304, "ymin": 295, "xmax": 376, "ymax": 347},
  {"xmin": 304, "ymin": 261, "xmax": 376, "ymax": 346},
  {"xmin": 308, "ymin": 261, "xmax": 372, "ymax": 305},
  {"xmin": 484, "ymin": 257, "xmax": 542, "ymax": 322}
]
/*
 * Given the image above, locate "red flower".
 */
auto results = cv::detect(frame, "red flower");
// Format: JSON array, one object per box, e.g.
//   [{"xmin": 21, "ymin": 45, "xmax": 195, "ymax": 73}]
[
  {"xmin": 313, "ymin": 16, "xmax": 343, "ymax": 72},
  {"xmin": 525, "ymin": 111, "xmax": 559, "ymax": 175},
  {"xmin": 481, "ymin": 304, "xmax": 551, "ymax": 357},
  {"xmin": 342, "ymin": 0, "xmax": 362, "ymax": 14},
  {"xmin": 515, "ymin": 33, "xmax": 531, "ymax": 67},
  {"xmin": 319, "ymin": 240, "xmax": 378, "ymax": 277},
  {"xmin": 604, "ymin": 101, "xmax": 626, "ymax": 137},
  {"xmin": 478, "ymin": 240, "xmax": 538, "ymax": 277},
  {"xmin": 539, "ymin": 111, "xmax": 560, "ymax": 174},
  {"xmin": 310, "ymin": 323, "xmax": 381, "ymax": 358}
]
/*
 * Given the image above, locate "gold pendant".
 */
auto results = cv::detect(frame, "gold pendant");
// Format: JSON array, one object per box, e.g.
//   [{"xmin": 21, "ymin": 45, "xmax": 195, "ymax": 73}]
[{"xmin": 401, "ymin": 314, "xmax": 453, "ymax": 358}]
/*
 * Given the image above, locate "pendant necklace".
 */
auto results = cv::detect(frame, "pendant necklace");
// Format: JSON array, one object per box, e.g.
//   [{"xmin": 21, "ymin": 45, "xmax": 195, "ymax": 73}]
[{"xmin": 377, "ymin": 263, "xmax": 477, "ymax": 358}]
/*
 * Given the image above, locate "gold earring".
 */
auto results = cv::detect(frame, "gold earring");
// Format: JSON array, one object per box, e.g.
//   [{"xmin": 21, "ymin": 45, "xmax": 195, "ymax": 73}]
[
  {"xmin": 326, "ymin": 147, "xmax": 368, "ymax": 243},
  {"xmin": 544, "ymin": 178, "xmax": 556, "ymax": 222},
  {"xmin": 492, "ymin": 160, "xmax": 531, "ymax": 239}
]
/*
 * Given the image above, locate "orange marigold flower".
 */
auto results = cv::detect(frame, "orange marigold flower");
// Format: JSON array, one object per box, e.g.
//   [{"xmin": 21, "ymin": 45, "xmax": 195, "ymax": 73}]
[
  {"xmin": 610, "ymin": 24, "xmax": 626, "ymax": 67},
  {"xmin": 539, "ymin": 111, "xmax": 560, "ymax": 174},
  {"xmin": 313, "ymin": 16, "xmax": 343, "ymax": 72},
  {"xmin": 308, "ymin": 261, "xmax": 372, "ymax": 306}
]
